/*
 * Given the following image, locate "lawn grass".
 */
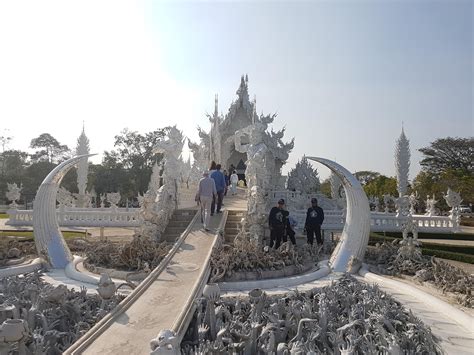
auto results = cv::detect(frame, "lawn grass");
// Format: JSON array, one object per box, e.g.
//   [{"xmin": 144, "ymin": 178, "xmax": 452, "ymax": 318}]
[
  {"xmin": 0, "ymin": 213, "xmax": 9, "ymax": 219},
  {"xmin": 368, "ymin": 232, "xmax": 474, "ymax": 264},
  {"xmin": 0, "ymin": 230, "xmax": 89, "ymax": 240},
  {"xmin": 372, "ymin": 231, "xmax": 474, "ymax": 241}
]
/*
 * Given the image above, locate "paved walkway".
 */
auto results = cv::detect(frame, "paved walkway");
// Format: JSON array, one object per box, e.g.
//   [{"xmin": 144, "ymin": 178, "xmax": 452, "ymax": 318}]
[
  {"xmin": 356, "ymin": 271, "xmax": 474, "ymax": 355},
  {"xmin": 67, "ymin": 212, "xmax": 224, "ymax": 355}
]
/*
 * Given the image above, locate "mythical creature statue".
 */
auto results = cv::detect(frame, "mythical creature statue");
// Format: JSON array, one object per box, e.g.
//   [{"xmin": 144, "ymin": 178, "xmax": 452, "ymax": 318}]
[
  {"xmin": 425, "ymin": 194, "xmax": 438, "ymax": 216},
  {"xmin": 5, "ymin": 183, "xmax": 22, "ymax": 208}
]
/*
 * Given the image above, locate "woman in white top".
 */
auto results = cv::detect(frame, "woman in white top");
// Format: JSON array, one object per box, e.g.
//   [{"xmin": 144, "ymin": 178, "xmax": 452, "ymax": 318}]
[{"xmin": 230, "ymin": 170, "xmax": 239, "ymax": 195}]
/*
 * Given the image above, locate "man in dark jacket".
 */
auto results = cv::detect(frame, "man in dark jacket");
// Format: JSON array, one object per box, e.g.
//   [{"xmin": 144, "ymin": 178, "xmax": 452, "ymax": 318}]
[
  {"xmin": 210, "ymin": 164, "xmax": 226, "ymax": 214},
  {"xmin": 268, "ymin": 199, "xmax": 289, "ymax": 249},
  {"xmin": 305, "ymin": 198, "xmax": 324, "ymax": 246}
]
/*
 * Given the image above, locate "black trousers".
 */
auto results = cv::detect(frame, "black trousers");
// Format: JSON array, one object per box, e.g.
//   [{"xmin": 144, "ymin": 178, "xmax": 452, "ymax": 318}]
[
  {"xmin": 286, "ymin": 226, "xmax": 296, "ymax": 245},
  {"xmin": 270, "ymin": 227, "xmax": 286, "ymax": 249},
  {"xmin": 211, "ymin": 191, "xmax": 224, "ymax": 213},
  {"xmin": 306, "ymin": 225, "xmax": 323, "ymax": 245}
]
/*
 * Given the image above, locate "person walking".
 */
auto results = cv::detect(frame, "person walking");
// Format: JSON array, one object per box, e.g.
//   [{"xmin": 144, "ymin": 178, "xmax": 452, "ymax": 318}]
[
  {"xmin": 210, "ymin": 164, "xmax": 226, "ymax": 214},
  {"xmin": 304, "ymin": 198, "xmax": 325, "ymax": 246},
  {"xmin": 268, "ymin": 199, "xmax": 289, "ymax": 249},
  {"xmin": 223, "ymin": 170, "xmax": 230, "ymax": 196},
  {"xmin": 230, "ymin": 170, "xmax": 238, "ymax": 195},
  {"xmin": 197, "ymin": 171, "xmax": 217, "ymax": 231}
]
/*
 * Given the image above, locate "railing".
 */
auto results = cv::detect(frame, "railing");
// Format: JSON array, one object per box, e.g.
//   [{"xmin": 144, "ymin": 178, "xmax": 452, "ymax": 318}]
[
  {"xmin": 7, "ymin": 207, "xmax": 141, "ymax": 227},
  {"xmin": 288, "ymin": 209, "xmax": 457, "ymax": 234}
]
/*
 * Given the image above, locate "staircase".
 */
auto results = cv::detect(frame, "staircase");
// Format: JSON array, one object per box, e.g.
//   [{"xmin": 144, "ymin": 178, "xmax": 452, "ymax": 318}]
[
  {"xmin": 224, "ymin": 210, "xmax": 245, "ymax": 243},
  {"xmin": 163, "ymin": 209, "xmax": 196, "ymax": 242}
]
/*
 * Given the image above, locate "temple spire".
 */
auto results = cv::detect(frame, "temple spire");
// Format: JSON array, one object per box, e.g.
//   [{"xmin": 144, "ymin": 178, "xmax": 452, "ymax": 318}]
[
  {"xmin": 214, "ymin": 94, "xmax": 218, "ymax": 117},
  {"xmin": 395, "ymin": 125, "xmax": 410, "ymax": 197}
]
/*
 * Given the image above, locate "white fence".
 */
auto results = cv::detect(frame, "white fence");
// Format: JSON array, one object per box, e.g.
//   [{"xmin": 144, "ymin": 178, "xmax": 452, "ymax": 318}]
[
  {"xmin": 7, "ymin": 207, "xmax": 142, "ymax": 227},
  {"xmin": 288, "ymin": 209, "xmax": 456, "ymax": 234}
]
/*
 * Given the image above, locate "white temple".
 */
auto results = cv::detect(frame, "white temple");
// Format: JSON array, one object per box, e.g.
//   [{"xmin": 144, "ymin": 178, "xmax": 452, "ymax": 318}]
[{"xmin": 189, "ymin": 75, "xmax": 294, "ymax": 190}]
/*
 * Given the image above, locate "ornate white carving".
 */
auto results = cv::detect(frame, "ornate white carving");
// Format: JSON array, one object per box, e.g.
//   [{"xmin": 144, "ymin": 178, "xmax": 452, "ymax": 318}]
[
  {"xmin": 5, "ymin": 183, "xmax": 21, "ymax": 208},
  {"xmin": 395, "ymin": 195, "xmax": 410, "ymax": 217},
  {"xmin": 76, "ymin": 125, "xmax": 90, "ymax": 207},
  {"xmin": 138, "ymin": 126, "xmax": 184, "ymax": 241},
  {"xmin": 287, "ymin": 156, "xmax": 320, "ymax": 193},
  {"xmin": 150, "ymin": 329, "xmax": 178, "ymax": 355},
  {"xmin": 106, "ymin": 192, "xmax": 121, "ymax": 207},
  {"xmin": 395, "ymin": 127, "xmax": 410, "ymax": 197}
]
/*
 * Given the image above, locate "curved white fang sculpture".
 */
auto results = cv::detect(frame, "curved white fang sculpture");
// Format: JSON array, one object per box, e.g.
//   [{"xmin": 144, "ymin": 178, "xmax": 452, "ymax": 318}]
[
  {"xmin": 307, "ymin": 157, "xmax": 370, "ymax": 273},
  {"xmin": 33, "ymin": 154, "xmax": 96, "ymax": 268}
]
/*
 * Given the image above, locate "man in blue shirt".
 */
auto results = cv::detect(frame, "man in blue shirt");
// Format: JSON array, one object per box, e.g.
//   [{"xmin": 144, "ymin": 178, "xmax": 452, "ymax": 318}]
[{"xmin": 210, "ymin": 164, "xmax": 226, "ymax": 214}]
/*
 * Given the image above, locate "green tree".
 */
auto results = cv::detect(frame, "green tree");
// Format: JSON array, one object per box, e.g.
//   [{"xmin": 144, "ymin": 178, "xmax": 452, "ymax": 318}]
[
  {"xmin": 363, "ymin": 175, "xmax": 398, "ymax": 199},
  {"xmin": 320, "ymin": 178, "xmax": 331, "ymax": 198},
  {"xmin": 354, "ymin": 171, "xmax": 380, "ymax": 186},
  {"xmin": 30, "ymin": 133, "xmax": 70, "ymax": 163},
  {"xmin": 0, "ymin": 149, "xmax": 29, "ymax": 204},
  {"xmin": 103, "ymin": 128, "xmax": 166, "ymax": 196},
  {"xmin": 419, "ymin": 137, "xmax": 473, "ymax": 175}
]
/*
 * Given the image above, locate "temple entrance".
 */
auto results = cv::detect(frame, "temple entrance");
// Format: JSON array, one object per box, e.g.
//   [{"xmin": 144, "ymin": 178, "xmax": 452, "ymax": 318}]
[{"xmin": 226, "ymin": 149, "xmax": 247, "ymax": 184}]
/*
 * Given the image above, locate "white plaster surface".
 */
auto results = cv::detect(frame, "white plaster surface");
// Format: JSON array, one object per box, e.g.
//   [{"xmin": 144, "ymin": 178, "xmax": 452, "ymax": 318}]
[
  {"xmin": 358, "ymin": 266, "xmax": 474, "ymax": 355},
  {"xmin": 65, "ymin": 211, "xmax": 222, "ymax": 355}
]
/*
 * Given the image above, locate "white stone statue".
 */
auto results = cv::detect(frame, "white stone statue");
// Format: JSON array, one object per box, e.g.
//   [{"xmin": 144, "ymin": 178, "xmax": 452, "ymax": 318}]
[
  {"xmin": 5, "ymin": 183, "xmax": 21, "ymax": 208},
  {"xmin": 150, "ymin": 329, "xmax": 178, "ymax": 354},
  {"xmin": 443, "ymin": 188, "xmax": 462, "ymax": 210},
  {"xmin": 383, "ymin": 194, "xmax": 393, "ymax": 214},
  {"xmin": 138, "ymin": 126, "xmax": 184, "ymax": 241},
  {"xmin": 57, "ymin": 187, "xmax": 75, "ymax": 207},
  {"xmin": 443, "ymin": 188, "xmax": 462, "ymax": 227},
  {"xmin": 409, "ymin": 191, "xmax": 419, "ymax": 215},
  {"xmin": 235, "ymin": 122, "xmax": 269, "ymax": 192},
  {"xmin": 425, "ymin": 194, "xmax": 437, "ymax": 216}
]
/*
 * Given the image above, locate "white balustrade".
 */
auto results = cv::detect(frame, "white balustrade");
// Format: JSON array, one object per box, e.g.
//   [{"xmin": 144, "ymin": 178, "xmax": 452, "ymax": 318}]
[
  {"xmin": 7, "ymin": 207, "xmax": 141, "ymax": 227},
  {"xmin": 288, "ymin": 209, "xmax": 456, "ymax": 234}
]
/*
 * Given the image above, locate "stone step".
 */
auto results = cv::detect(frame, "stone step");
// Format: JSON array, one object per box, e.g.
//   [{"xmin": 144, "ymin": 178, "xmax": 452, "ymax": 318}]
[
  {"xmin": 164, "ymin": 226, "xmax": 188, "ymax": 234},
  {"xmin": 225, "ymin": 222, "xmax": 240, "ymax": 228},
  {"xmin": 164, "ymin": 233, "xmax": 180, "ymax": 242},
  {"xmin": 226, "ymin": 216, "xmax": 244, "ymax": 222},
  {"xmin": 225, "ymin": 227, "xmax": 240, "ymax": 235},
  {"xmin": 167, "ymin": 221, "xmax": 192, "ymax": 228},
  {"xmin": 172, "ymin": 215, "xmax": 195, "ymax": 222}
]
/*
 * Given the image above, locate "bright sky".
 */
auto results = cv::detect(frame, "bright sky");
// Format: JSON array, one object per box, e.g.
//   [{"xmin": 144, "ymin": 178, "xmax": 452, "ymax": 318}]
[{"xmin": 0, "ymin": 0, "xmax": 472, "ymax": 180}]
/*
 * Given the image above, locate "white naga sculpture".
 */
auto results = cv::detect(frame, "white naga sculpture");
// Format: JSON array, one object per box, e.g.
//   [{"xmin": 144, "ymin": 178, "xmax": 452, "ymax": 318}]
[
  {"xmin": 5, "ymin": 183, "xmax": 22, "ymax": 208},
  {"xmin": 307, "ymin": 157, "xmax": 370, "ymax": 273},
  {"xmin": 33, "ymin": 154, "xmax": 95, "ymax": 268}
]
